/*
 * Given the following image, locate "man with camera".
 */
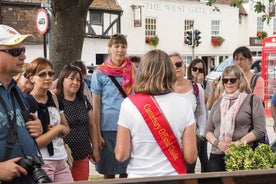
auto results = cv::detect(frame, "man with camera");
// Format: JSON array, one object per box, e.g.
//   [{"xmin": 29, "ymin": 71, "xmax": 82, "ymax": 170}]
[{"xmin": 0, "ymin": 24, "xmax": 43, "ymax": 184}]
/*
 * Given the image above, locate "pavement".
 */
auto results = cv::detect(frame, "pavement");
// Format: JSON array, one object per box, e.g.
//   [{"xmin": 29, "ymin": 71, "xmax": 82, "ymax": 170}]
[{"xmin": 88, "ymin": 117, "xmax": 276, "ymax": 179}]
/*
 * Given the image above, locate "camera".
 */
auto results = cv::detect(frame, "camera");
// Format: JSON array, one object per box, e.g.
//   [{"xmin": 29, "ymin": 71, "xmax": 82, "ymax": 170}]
[{"xmin": 17, "ymin": 154, "xmax": 52, "ymax": 183}]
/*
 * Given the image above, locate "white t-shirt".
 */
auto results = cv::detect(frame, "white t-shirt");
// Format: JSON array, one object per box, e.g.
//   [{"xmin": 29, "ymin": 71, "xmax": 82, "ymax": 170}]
[{"xmin": 118, "ymin": 93, "xmax": 195, "ymax": 178}]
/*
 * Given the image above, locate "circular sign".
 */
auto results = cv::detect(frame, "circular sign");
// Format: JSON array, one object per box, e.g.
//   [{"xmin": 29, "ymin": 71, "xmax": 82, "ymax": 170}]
[{"xmin": 36, "ymin": 8, "xmax": 49, "ymax": 35}]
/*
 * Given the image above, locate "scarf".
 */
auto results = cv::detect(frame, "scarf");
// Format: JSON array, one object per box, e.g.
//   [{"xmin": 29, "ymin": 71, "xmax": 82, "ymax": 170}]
[
  {"xmin": 98, "ymin": 58, "xmax": 135, "ymax": 95},
  {"xmin": 219, "ymin": 90, "xmax": 248, "ymax": 143}
]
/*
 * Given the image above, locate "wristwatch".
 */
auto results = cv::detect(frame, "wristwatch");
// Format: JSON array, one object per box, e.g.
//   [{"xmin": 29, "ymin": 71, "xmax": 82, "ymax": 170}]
[{"xmin": 213, "ymin": 139, "xmax": 219, "ymax": 148}]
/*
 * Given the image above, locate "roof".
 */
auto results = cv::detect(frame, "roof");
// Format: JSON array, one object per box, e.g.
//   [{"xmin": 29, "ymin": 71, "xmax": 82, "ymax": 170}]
[
  {"xmin": 239, "ymin": 5, "xmax": 248, "ymax": 15},
  {"xmin": 89, "ymin": 0, "xmax": 122, "ymax": 11}
]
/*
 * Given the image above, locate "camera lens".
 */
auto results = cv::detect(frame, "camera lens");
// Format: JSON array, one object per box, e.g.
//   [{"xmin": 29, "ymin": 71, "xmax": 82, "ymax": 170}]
[{"xmin": 32, "ymin": 166, "xmax": 52, "ymax": 183}]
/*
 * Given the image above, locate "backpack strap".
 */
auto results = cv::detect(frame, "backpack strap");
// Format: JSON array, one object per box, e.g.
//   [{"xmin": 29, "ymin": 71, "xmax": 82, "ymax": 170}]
[
  {"xmin": 191, "ymin": 80, "xmax": 199, "ymax": 103},
  {"xmin": 50, "ymin": 91, "xmax": 59, "ymax": 110},
  {"xmin": 250, "ymin": 74, "xmax": 259, "ymax": 92}
]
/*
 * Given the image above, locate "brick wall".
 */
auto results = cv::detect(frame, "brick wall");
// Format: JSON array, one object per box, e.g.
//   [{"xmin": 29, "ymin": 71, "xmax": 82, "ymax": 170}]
[{"xmin": 1, "ymin": 2, "xmax": 47, "ymax": 44}]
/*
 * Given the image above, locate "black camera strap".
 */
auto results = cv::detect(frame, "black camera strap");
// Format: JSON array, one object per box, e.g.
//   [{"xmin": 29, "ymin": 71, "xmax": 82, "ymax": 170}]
[{"xmin": 0, "ymin": 87, "xmax": 26, "ymax": 160}]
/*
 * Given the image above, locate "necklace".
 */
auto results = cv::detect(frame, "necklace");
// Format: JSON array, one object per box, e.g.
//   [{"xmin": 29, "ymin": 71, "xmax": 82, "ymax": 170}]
[{"xmin": 31, "ymin": 90, "xmax": 48, "ymax": 103}]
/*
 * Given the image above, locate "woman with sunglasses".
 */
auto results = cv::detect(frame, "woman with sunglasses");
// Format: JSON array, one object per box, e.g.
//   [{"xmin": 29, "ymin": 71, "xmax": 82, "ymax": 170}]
[
  {"xmin": 91, "ymin": 34, "xmax": 136, "ymax": 179},
  {"xmin": 186, "ymin": 58, "xmax": 209, "ymax": 173},
  {"xmin": 55, "ymin": 64, "xmax": 99, "ymax": 181},
  {"xmin": 25, "ymin": 57, "xmax": 73, "ymax": 182},
  {"xmin": 205, "ymin": 65, "xmax": 266, "ymax": 172}
]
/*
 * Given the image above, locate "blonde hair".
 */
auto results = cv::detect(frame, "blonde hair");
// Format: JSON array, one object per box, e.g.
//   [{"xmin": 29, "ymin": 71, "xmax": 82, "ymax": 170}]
[
  {"xmin": 222, "ymin": 65, "xmax": 251, "ymax": 94},
  {"xmin": 134, "ymin": 49, "xmax": 176, "ymax": 95}
]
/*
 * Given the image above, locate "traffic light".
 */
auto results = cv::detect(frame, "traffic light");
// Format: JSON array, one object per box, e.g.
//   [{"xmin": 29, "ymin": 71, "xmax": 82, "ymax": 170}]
[
  {"xmin": 194, "ymin": 29, "xmax": 201, "ymax": 47},
  {"xmin": 185, "ymin": 30, "xmax": 194, "ymax": 46}
]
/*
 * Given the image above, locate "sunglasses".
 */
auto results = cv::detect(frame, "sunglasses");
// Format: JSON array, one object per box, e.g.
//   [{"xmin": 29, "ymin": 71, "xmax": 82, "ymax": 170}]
[
  {"xmin": 174, "ymin": 61, "xmax": 183, "ymax": 68},
  {"xmin": 0, "ymin": 47, "xmax": 26, "ymax": 57},
  {"xmin": 192, "ymin": 67, "xmax": 204, "ymax": 73},
  {"xmin": 36, "ymin": 71, "xmax": 55, "ymax": 78},
  {"xmin": 64, "ymin": 64, "xmax": 82, "ymax": 71},
  {"xmin": 222, "ymin": 78, "xmax": 238, "ymax": 84}
]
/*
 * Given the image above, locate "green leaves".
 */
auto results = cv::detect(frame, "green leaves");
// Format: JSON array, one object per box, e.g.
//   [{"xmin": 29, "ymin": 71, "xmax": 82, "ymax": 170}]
[
  {"xmin": 225, "ymin": 143, "xmax": 276, "ymax": 171},
  {"xmin": 206, "ymin": 0, "xmax": 274, "ymax": 24}
]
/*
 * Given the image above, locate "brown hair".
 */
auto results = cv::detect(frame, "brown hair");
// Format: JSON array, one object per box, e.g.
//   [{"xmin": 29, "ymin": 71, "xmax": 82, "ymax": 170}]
[
  {"xmin": 26, "ymin": 57, "xmax": 53, "ymax": 76},
  {"xmin": 187, "ymin": 58, "xmax": 207, "ymax": 80},
  {"xmin": 108, "ymin": 34, "xmax": 127, "ymax": 47},
  {"xmin": 56, "ymin": 64, "xmax": 84, "ymax": 101},
  {"xmin": 134, "ymin": 49, "xmax": 176, "ymax": 95}
]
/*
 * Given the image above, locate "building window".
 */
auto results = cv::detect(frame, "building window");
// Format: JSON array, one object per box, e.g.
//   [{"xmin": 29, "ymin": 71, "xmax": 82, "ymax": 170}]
[
  {"xmin": 90, "ymin": 11, "xmax": 103, "ymax": 25},
  {"xmin": 184, "ymin": 20, "xmax": 194, "ymax": 31},
  {"xmin": 145, "ymin": 18, "xmax": 157, "ymax": 37},
  {"xmin": 211, "ymin": 20, "xmax": 220, "ymax": 36},
  {"xmin": 257, "ymin": 17, "xmax": 263, "ymax": 31}
]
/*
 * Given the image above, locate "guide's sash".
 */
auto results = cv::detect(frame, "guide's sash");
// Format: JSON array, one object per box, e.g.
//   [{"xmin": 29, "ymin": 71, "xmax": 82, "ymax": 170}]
[{"xmin": 129, "ymin": 94, "xmax": 187, "ymax": 174}]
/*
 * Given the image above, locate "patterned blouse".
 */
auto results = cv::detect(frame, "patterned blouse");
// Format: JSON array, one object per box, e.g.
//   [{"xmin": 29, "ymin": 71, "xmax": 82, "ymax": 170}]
[{"xmin": 62, "ymin": 97, "xmax": 93, "ymax": 160}]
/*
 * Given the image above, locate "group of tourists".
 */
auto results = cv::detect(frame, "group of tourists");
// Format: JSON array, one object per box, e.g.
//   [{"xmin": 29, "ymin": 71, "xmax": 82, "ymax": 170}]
[{"xmin": 0, "ymin": 24, "xmax": 270, "ymax": 184}]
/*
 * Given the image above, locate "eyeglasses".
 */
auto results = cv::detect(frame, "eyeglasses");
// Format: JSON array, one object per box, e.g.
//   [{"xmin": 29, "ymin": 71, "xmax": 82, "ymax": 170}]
[
  {"xmin": 192, "ymin": 67, "xmax": 204, "ymax": 73},
  {"xmin": 222, "ymin": 78, "xmax": 238, "ymax": 84},
  {"xmin": 64, "ymin": 64, "xmax": 81, "ymax": 71},
  {"xmin": 36, "ymin": 71, "xmax": 55, "ymax": 78},
  {"xmin": 0, "ymin": 47, "xmax": 26, "ymax": 57},
  {"xmin": 174, "ymin": 61, "xmax": 183, "ymax": 68}
]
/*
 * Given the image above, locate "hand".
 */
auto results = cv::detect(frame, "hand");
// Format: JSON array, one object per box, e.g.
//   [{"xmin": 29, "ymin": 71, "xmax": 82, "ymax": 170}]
[
  {"xmin": 25, "ymin": 113, "xmax": 43, "ymax": 138},
  {"xmin": 0, "ymin": 157, "xmax": 27, "ymax": 181},
  {"xmin": 92, "ymin": 149, "xmax": 100, "ymax": 164},
  {"xmin": 99, "ymin": 135, "xmax": 105, "ymax": 149},
  {"xmin": 197, "ymin": 73, "xmax": 204, "ymax": 84},
  {"xmin": 217, "ymin": 140, "xmax": 231, "ymax": 152},
  {"xmin": 211, "ymin": 77, "xmax": 220, "ymax": 91}
]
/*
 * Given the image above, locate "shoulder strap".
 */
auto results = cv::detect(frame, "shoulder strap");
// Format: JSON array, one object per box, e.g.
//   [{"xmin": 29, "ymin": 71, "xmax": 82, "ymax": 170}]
[
  {"xmin": 250, "ymin": 74, "xmax": 259, "ymax": 92},
  {"xmin": 108, "ymin": 75, "xmax": 127, "ymax": 98},
  {"xmin": 50, "ymin": 91, "xmax": 59, "ymax": 110},
  {"xmin": 129, "ymin": 94, "xmax": 187, "ymax": 174},
  {"xmin": 191, "ymin": 80, "xmax": 199, "ymax": 100}
]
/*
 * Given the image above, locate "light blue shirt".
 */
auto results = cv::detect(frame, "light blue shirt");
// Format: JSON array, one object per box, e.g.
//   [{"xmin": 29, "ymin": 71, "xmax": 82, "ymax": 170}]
[{"xmin": 91, "ymin": 70, "xmax": 127, "ymax": 131}]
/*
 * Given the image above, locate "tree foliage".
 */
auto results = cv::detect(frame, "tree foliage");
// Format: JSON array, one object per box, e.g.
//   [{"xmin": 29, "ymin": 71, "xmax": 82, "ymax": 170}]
[{"xmin": 207, "ymin": 0, "xmax": 275, "ymax": 24}]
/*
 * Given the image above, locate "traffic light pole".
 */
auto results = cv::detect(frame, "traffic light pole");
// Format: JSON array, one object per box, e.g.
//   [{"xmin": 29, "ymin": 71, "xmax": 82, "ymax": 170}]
[{"xmin": 191, "ymin": 26, "xmax": 195, "ymax": 60}]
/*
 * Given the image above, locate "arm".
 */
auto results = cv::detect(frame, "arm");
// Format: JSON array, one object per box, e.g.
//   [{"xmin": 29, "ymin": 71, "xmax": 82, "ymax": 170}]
[
  {"xmin": 206, "ymin": 78, "xmax": 221, "ymax": 110},
  {"xmin": 253, "ymin": 76, "xmax": 264, "ymax": 101},
  {"xmin": 88, "ymin": 108, "xmax": 100, "ymax": 163},
  {"xmin": 196, "ymin": 84, "xmax": 207, "ymax": 137},
  {"xmin": 115, "ymin": 125, "xmax": 131, "ymax": 162},
  {"xmin": 92, "ymin": 93, "xmax": 105, "ymax": 149},
  {"xmin": 36, "ymin": 113, "xmax": 70, "ymax": 148},
  {"xmin": 0, "ymin": 158, "xmax": 27, "ymax": 181},
  {"xmin": 182, "ymin": 124, "xmax": 197, "ymax": 164}
]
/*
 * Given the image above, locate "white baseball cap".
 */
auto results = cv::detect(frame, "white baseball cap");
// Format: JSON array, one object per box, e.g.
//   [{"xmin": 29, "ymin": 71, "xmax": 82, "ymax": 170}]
[{"xmin": 0, "ymin": 24, "xmax": 33, "ymax": 46}]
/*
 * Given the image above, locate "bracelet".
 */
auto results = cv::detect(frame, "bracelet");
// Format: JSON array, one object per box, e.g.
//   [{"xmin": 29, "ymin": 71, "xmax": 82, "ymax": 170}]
[{"xmin": 213, "ymin": 139, "xmax": 219, "ymax": 147}]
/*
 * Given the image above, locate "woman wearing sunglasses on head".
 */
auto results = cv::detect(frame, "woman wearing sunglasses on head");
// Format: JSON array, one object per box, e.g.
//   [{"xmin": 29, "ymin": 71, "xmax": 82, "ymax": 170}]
[
  {"xmin": 205, "ymin": 65, "xmax": 266, "ymax": 172},
  {"xmin": 25, "ymin": 57, "xmax": 73, "ymax": 182}
]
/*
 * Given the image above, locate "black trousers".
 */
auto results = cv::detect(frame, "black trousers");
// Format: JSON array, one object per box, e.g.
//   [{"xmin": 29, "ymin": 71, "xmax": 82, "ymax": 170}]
[
  {"xmin": 207, "ymin": 153, "xmax": 226, "ymax": 172},
  {"xmin": 186, "ymin": 135, "xmax": 209, "ymax": 173}
]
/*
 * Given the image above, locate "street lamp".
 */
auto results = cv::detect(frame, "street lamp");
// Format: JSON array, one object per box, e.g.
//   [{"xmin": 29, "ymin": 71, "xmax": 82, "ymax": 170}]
[{"xmin": 131, "ymin": 5, "xmax": 142, "ymax": 27}]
